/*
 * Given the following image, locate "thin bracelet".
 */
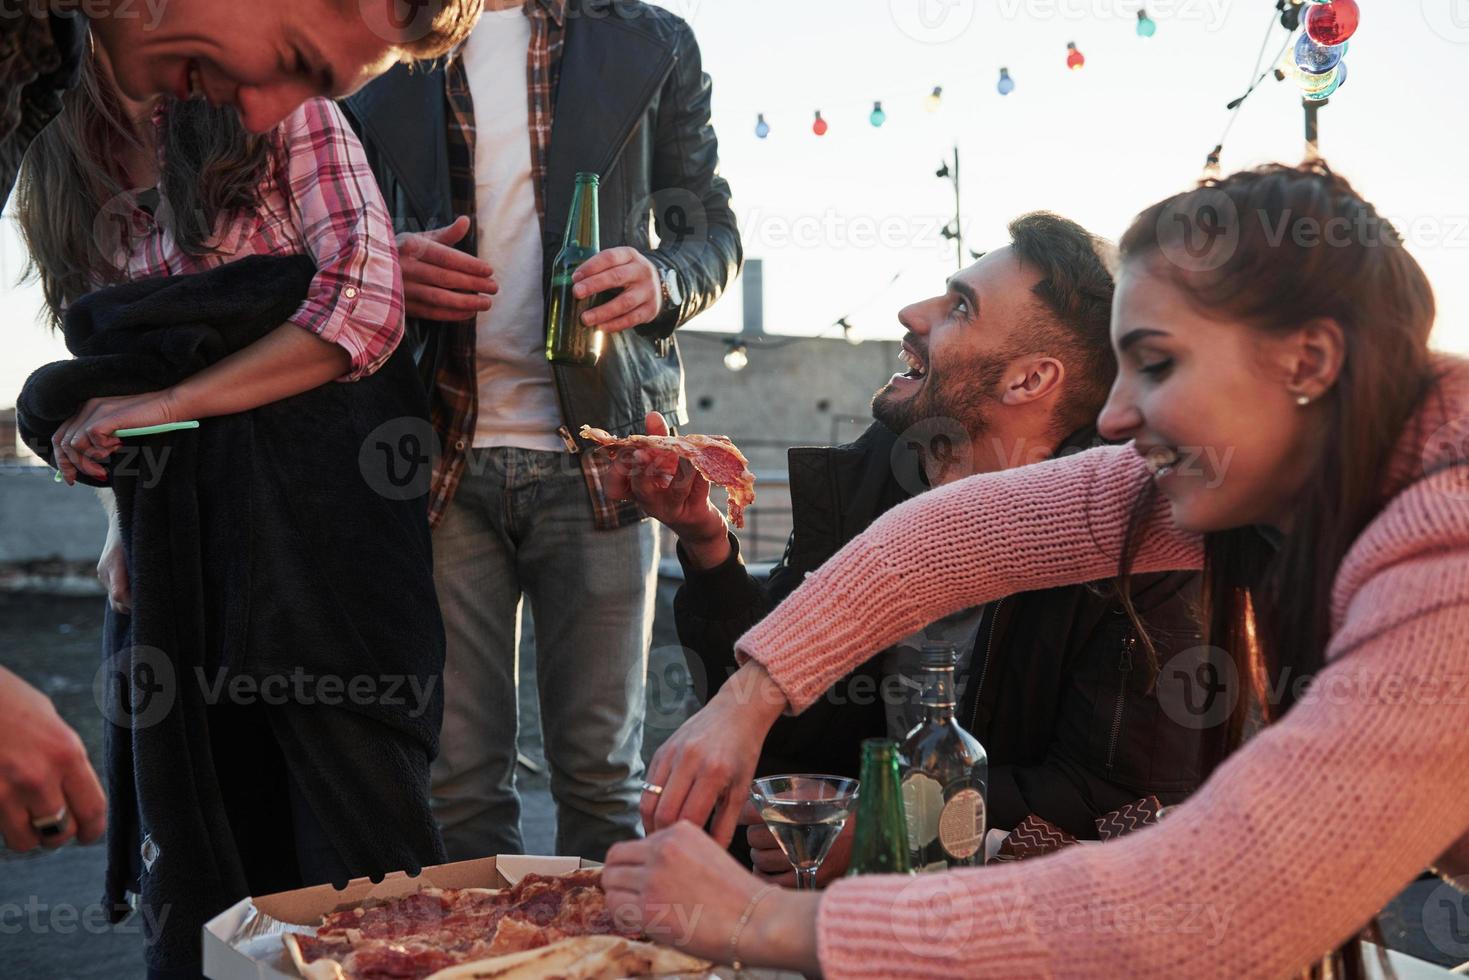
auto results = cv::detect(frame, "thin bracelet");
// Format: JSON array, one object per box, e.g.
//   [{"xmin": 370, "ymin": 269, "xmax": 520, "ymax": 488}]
[{"xmin": 729, "ymin": 883, "xmax": 779, "ymax": 972}]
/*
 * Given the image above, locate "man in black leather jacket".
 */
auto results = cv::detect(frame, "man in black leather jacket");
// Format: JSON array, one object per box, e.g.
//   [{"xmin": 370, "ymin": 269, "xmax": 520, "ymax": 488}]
[
  {"xmin": 344, "ymin": 0, "xmax": 740, "ymax": 861},
  {"xmin": 614, "ymin": 214, "xmax": 1221, "ymax": 882}
]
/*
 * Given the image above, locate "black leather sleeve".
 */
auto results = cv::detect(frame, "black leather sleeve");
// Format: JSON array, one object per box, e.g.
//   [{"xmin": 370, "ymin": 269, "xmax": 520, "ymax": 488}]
[
  {"xmin": 638, "ymin": 20, "xmax": 742, "ymax": 340},
  {"xmin": 673, "ymin": 530, "xmax": 803, "ymax": 703}
]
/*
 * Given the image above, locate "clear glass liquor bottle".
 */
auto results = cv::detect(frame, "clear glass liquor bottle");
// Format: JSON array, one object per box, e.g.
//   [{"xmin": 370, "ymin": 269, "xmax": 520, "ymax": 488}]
[{"xmin": 898, "ymin": 644, "xmax": 990, "ymax": 871}]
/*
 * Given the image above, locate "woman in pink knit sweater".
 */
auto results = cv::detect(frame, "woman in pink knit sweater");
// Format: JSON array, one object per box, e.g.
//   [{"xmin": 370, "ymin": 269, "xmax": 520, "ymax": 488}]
[{"xmin": 603, "ymin": 162, "xmax": 1469, "ymax": 978}]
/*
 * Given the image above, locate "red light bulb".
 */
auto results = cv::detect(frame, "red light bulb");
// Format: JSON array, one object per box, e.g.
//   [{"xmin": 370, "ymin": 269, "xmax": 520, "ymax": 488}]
[
  {"xmin": 1066, "ymin": 41, "xmax": 1085, "ymax": 70},
  {"xmin": 1306, "ymin": 0, "xmax": 1359, "ymax": 46},
  {"xmin": 812, "ymin": 110, "xmax": 828, "ymax": 137}
]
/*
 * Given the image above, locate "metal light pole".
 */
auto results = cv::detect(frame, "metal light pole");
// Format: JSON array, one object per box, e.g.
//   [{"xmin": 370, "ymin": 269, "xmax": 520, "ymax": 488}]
[{"xmin": 936, "ymin": 146, "xmax": 963, "ymax": 271}]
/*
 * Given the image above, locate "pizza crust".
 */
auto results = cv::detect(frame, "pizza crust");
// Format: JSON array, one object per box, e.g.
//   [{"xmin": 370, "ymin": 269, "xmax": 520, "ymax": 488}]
[
  {"xmin": 284, "ymin": 933, "xmax": 346, "ymax": 980},
  {"xmin": 422, "ymin": 935, "xmax": 712, "ymax": 980}
]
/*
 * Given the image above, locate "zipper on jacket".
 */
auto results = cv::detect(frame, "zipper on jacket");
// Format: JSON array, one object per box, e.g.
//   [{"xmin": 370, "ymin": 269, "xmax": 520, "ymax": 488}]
[
  {"xmin": 1106, "ymin": 633, "xmax": 1136, "ymax": 772},
  {"xmin": 969, "ymin": 597, "xmax": 1004, "ymax": 731}
]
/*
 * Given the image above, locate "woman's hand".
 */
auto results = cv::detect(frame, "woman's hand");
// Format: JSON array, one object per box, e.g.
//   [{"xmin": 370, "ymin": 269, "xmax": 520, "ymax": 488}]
[
  {"xmin": 0, "ymin": 669, "xmax": 107, "ymax": 851},
  {"xmin": 603, "ymin": 412, "xmax": 731, "ymax": 570},
  {"xmin": 51, "ymin": 390, "xmax": 181, "ymax": 485},
  {"xmin": 603, "ymin": 822, "xmax": 822, "ymax": 974},
  {"xmin": 97, "ymin": 509, "xmax": 131, "ymax": 615},
  {"xmin": 641, "ymin": 661, "xmax": 789, "ymax": 845}
]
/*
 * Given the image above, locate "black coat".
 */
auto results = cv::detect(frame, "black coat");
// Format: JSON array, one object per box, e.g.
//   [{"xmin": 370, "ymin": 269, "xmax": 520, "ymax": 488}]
[
  {"xmin": 676, "ymin": 422, "xmax": 1221, "ymax": 841},
  {"xmin": 17, "ymin": 257, "xmax": 447, "ymax": 973},
  {"xmin": 342, "ymin": 0, "xmax": 742, "ymax": 440}
]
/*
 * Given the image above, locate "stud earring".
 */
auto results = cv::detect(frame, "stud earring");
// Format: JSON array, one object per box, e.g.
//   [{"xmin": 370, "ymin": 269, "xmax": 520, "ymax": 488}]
[{"xmin": 1296, "ymin": 394, "xmax": 1312, "ymax": 407}]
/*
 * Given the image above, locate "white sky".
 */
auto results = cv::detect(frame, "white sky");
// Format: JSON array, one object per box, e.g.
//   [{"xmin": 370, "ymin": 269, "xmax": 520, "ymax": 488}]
[{"xmin": 3, "ymin": 0, "xmax": 1467, "ymax": 407}]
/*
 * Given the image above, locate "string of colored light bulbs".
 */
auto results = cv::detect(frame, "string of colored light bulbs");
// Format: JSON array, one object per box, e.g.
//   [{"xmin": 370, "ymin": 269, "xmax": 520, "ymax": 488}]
[
  {"xmin": 749, "ymin": 0, "xmax": 1358, "ymax": 141},
  {"xmin": 1204, "ymin": 0, "xmax": 1361, "ymax": 174},
  {"xmin": 750, "ymin": 5, "xmax": 1154, "ymax": 140}
]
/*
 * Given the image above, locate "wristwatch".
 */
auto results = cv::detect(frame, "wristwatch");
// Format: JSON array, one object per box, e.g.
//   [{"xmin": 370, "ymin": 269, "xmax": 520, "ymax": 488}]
[{"xmin": 658, "ymin": 265, "xmax": 683, "ymax": 314}]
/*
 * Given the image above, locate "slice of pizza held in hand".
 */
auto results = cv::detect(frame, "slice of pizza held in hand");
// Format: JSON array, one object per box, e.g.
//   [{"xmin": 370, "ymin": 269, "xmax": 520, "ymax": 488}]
[{"xmin": 579, "ymin": 425, "xmax": 756, "ymax": 529}]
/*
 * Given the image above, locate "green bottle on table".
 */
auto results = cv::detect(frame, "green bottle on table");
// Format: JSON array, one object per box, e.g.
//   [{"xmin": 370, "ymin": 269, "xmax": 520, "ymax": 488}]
[
  {"xmin": 847, "ymin": 738, "xmax": 913, "ymax": 876},
  {"xmin": 545, "ymin": 172, "xmax": 605, "ymax": 367}
]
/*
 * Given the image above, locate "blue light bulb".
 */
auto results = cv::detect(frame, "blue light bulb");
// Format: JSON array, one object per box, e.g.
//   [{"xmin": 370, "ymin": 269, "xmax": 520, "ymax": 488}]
[
  {"xmin": 1136, "ymin": 10, "xmax": 1156, "ymax": 36},
  {"xmin": 1294, "ymin": 33, "xmax": 1346, "ymax": 75},
  {"xmin": 755, "ymin": 113, "xmax": 770, "ymax": 139},
  {"xmin": 997, "ymin": 67, "xmax": 1015, "ymax": 96}
]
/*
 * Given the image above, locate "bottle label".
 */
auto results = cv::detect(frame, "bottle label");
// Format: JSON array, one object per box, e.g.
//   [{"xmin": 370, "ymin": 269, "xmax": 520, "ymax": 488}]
[
  {"xmin": 938, "ymin": 788, "xmax": 986, "ymax": 860},
  {"xmin": 900, "ymin": 772, "xmax": 942, "ymax": 850}
]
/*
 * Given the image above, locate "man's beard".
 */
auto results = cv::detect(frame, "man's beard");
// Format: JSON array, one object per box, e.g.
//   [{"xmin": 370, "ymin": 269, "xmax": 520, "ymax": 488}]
[{"xmin": 871, "ymin": 355, "xmax": 1007, "ymax": 442}]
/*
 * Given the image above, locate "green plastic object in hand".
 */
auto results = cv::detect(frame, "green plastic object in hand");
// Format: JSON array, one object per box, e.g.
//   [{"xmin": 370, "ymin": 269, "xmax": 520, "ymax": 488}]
[
  {"xmin": 114, "ymin": 421, "xmax": 200, "ymax": 437},
  {"xmin": 52, "ymin": 421, "xmax": 201, "ymax": 481}
]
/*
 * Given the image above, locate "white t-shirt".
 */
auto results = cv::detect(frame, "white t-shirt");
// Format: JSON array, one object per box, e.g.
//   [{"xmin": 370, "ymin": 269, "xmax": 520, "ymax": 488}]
[{"xmin": 463, "ymin": 7, "xmax": 565, "ymax": 451}]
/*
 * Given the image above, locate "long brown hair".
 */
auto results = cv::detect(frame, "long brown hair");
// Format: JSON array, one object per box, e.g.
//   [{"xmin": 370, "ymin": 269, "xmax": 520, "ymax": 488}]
[
  {"xmin": 1117, "ymin": 161, "xmax": 1438, "ymax": 979},
  {"xmin": 14, "ymin": 48, "xmax": 276, "ymax": 325}
]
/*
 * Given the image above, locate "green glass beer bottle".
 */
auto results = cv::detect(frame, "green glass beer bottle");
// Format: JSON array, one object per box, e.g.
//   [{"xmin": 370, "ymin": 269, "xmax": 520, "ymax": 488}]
[
  {"xmin": 545, "ymin": 172, "xmax": 604, "ymax": 366},
  {"xmin": 847, "ymin": 738, "xmax": 913, "ymax": 876}
]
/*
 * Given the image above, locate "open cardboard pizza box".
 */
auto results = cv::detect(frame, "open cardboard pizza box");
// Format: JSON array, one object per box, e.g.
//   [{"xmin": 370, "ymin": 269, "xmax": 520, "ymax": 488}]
[{"xmin": 203, "ymin": 854, "xmax": 799, "ymax": 980}]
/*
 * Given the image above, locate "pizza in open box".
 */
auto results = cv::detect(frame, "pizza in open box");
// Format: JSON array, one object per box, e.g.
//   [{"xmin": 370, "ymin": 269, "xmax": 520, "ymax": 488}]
[{"xmin": 284, "ymin": 869, "xmax": 709, "ymax": 980}]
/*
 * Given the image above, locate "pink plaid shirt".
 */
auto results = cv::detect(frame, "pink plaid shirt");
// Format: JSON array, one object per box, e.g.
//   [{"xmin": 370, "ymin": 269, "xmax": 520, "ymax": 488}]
[{"xmin": 111, "ymin": 98, "xmax": 403, "ymax": 381}]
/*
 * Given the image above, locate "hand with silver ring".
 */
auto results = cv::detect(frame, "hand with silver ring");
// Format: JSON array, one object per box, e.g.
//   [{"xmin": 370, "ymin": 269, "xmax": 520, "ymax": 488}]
[
  {"xmin": 30, "ymin": 806, "xmax": 69, "ymax": 838},
  {"xmin": 641, "ymin": 782, "xmax": 665, "ymax": 797}
]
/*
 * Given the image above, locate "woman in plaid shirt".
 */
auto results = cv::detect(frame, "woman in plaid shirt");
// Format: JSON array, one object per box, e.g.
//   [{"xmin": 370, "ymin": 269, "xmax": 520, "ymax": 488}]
[{"xmin": 12, "ymin": 49, "xmax": 423, "ymax": 915}]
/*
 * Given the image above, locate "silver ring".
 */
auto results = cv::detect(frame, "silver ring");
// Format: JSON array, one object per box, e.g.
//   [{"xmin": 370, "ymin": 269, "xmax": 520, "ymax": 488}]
[
  {"xmin": 30, "ymin": 806, "xmax": 68, "ymax": 837},
  {"xmin": 641, "ymin": 782, "xmax": 664, "ymax": 796}
]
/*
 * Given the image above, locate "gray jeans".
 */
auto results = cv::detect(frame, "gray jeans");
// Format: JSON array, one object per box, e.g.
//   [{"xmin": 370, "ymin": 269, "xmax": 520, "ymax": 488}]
[{"xmin": 431, "ymin": 447, "xmax": 657, "ymax": 861}]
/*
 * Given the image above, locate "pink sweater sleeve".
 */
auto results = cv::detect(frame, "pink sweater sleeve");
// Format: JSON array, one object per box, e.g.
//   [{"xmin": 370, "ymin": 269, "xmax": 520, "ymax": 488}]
[
  {"xmin": 812, "ymin": 518, "xmax": 1469, "ymax": 979},
  {"xmin": 737, "ymin": 445, "xmax": 1202, "ymax": 711}
]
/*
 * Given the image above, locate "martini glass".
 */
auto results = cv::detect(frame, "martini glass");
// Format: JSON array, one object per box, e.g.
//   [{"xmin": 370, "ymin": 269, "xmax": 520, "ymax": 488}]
[{"xmin": 750, "ymin": 775, "xmax": 859, "ymax": 890}]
